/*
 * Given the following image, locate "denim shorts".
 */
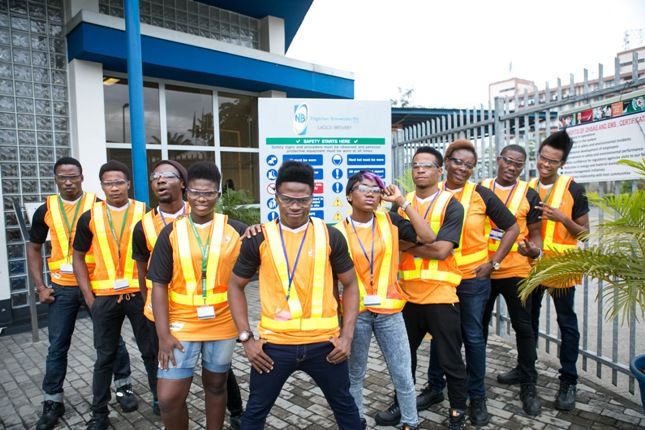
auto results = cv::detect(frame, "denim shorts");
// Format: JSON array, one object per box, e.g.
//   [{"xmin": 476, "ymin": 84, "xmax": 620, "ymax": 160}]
[{"xmin": 157, "ymin": 338, "xmax": 236, "ymax": 379}]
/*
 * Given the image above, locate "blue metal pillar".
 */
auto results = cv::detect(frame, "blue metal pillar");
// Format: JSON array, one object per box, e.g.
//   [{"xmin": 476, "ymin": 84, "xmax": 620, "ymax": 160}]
[{"xmin": 124, "ymin": 0, "xmax": 149, "ymax": 204}]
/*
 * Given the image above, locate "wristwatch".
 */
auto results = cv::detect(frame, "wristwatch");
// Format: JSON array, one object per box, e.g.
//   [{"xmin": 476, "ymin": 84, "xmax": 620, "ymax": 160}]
[
  {"xmin": 238, "ymin": 330, "xmax": 254, "ymax": 342},
  {"xmin": 490, "ymin": 260, "xmax": 501, "ymax": 271}
]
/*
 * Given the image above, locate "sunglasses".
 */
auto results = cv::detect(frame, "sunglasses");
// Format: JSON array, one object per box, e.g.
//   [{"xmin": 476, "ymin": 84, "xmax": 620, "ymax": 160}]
[{"xmin": 351, "ymin": 184, "xmax": 383, "ymax": 194}]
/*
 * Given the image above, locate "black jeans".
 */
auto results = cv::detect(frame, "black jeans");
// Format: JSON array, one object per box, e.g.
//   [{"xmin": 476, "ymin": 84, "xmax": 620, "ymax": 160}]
[
  {"xmin": 402, "ymin": 302, "xmax": 467, "ymax": 411},
  {"xmin": 91, "ymin": 293, "xmax": 157, "ymax": 415},
  {"xmin": 482, "ymin": 277, "xmax": 537, "ymax": 383}
]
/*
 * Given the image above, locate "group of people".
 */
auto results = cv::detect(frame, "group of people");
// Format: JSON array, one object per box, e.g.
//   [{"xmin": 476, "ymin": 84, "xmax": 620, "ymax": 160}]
[{"xmin": 30, "ymin": 128, "xmax": 588, "ymax": 430}]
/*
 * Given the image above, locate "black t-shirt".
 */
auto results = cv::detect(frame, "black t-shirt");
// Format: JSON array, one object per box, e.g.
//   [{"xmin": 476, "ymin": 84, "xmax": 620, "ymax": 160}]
[
  {"xmin": 475, "ymin": 184, "xmax": 516, "ymax": 231},
  {"xmin": 434, "ymin": 197, "xmax": 464, "ymax": 249},
  {"xmin": 131, "ymin": 220, "xmax": 150, "ymax": 262},
  {"xmin": 233, "ymin": 221, "xmax": 354, "ymax": 280},
  {"xmin": 526, "ymin": 188, "xmax": 541, "ymax": 225},
  {"xmin": 387, "ymin": 211, "xmax": 418, "ymax": 243},
  {"xmin": 73, "ymin": 210, "xmax": 95, "ymax": 253},
  {"xmin": 29, "ymin": 203, "xmax": 50, "ymax": 244},
  {"xmin": 569, "ymin": 181, "xmax": 590, "ymax": 220},
  {"xmin": 146, "ymin": 218, "xmax": 248, "ymax": 285}
]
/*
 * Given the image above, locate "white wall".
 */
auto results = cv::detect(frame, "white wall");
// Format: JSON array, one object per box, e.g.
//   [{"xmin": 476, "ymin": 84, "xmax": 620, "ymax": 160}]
[{"xmin": 68, "ymin": 59, "xmax": 108, "ymax": 198}]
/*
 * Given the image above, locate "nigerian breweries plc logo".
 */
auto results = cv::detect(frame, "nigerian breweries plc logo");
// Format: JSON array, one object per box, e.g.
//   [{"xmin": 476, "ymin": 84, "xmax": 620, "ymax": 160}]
[{"xmin": 293, "ymin": 103, "xmax": 309, "ymax": 135}]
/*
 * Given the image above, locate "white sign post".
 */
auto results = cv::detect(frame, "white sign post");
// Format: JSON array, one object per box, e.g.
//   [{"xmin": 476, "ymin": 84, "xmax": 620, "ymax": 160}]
[{"xmin": 258, "ymin": 99, "xmax": 391, "ymax": 223}]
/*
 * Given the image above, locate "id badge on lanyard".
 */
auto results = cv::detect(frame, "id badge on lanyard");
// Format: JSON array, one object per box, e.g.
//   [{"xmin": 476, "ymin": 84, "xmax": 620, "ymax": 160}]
[
  {"xmin": 60, "ymin": 263, "xmax": 74, "ymax": 274},
  {"xmin": 197, "ymin": 306, "xmax": 215, "ymax": 319},
  {"xmin": 363, "ymin": 295, "xmax": 382, "ymax": 306},
  {"xmin": 114, "ymin": 279, "xmax": 130, "ymax": 290}
]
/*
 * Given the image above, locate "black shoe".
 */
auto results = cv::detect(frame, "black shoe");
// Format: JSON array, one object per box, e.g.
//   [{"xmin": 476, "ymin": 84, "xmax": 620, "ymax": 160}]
[
  {"xmin": 152, "ymin": 400, "xmax": 160, "ymax": 416},
  {"xmin": 360, "ymin": 418, "xmax": 367, "ymax": 429},
  {"xmin": 554, "ymin": 382, "xmax": 576, "ymax": 411},
  {"xmin": 36, "ymin": 400, "xmax": 65, "ymax": 430},
  {"xmin": 497, "ymin": 366, "xmax": 521, "ymax": 385},
  {"xmin": 230, "ymin": 412, "xmax": 242, "ymax": 430},
  {"xmin": 520, "ymin": 383, "xmax": 542, "ymax": 416},
  {"xmin": 448, "ymin": 409, "xmax": 466, "ymax": 430},
  {"xmin": 469, "ymin": 397, "xmax": 490, "ymax": 426},
  {"xmin": 374, "ymin": 402, "xmax": 400, "ymax": 426},
  {"xmin": 115, "ymin": 384, "xmax": 138, "ymax": 412},
  {"xmin": 416, "ymin": 385, "xmax": 444, "ymax": 410},
  {"xmin": 86, "ymin": 414, "xmax": 110, "ymax": 430}
]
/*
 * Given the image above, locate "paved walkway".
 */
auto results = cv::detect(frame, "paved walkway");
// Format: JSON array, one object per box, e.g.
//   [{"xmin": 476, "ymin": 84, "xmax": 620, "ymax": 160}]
[{"xmin": 0, "ymin": 283, "xmax": 643, "ymax": 429}]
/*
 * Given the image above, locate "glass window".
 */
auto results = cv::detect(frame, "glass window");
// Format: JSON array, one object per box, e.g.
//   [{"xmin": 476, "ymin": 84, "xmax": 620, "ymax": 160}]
[
  {"xmin": 166, "ymin": 84, "xmax": 213, "ymax": 146},
  {"xmin": 218, "ymin": 92, "xmax": 257, "ymax": 148},
  {"xmin": 220, "ymin": 151, "xmax": 259, "ymax": 202},
  {"xmin": 168, "ymin": 149, "xmax": 215, "ymax": 173},
  {"xmin": 103, "ymin": 76, "xmax": 160, "ymax": 144},
  {"xmin": 106, "ymin": 148, "xmax": 162, "ymax": 201}
]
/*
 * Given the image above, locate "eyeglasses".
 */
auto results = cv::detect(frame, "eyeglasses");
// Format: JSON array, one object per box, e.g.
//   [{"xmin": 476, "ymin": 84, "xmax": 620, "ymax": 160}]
[
  {"xmin": 538, "ymin": 154, "xmax": 563, "ymax": 166},
  {"xmin": 411, "ymin": 162, "xmax": 439, "ymax": 169},
  {"xmin": 150, "ymin": 171, "xmax": 180, "ymax": 181},
  {"xmin": 276, "ymin": 193, "xmax": 313, "ymax": 206},
  {"xmin": 447, "ymin": 157, "xmax": 476, "ymax": 170},
  {"xmin": 101, "ymin": 180, "xmax": 128, "ymax": 188},
  {"xmin": 186, "ymin": 188, "xmax": 220, "ymax": 199},
  {"xmin": 55, "ymin": 174, "xmax": 82, "ymax": 182},
  {"xmin": 498, "ymin": 155, "xmax": 525, "ymax": 168},
  {"xmin": 351, "ymin": 184, "xmax": 383, "ymax": 194}
]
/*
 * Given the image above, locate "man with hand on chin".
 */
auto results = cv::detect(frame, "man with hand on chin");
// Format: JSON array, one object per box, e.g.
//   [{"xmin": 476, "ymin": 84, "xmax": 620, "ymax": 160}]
[{"xmin": 227, "ymin": 160, "xmax": 362, "ymax": 430}]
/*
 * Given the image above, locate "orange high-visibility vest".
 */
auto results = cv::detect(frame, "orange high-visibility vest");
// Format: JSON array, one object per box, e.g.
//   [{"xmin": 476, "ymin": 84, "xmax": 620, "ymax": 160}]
[
  {"xmin": 261, "ymin": 217, "xmax": 338, "ymax": 332},
  {"xmin": 529, "ymin": 176, "xmax": 578, "ymax": 254},
  {"xmin": 90, "ymin": 200, "xmax": 145, "ymax": 295},
  {"xmin": 481, "ymin": 178, "xmax": 529, "ymax": 252},
  {"xmin": 334, "ymin": 211, "xmax": 406, "ymax": 313}
]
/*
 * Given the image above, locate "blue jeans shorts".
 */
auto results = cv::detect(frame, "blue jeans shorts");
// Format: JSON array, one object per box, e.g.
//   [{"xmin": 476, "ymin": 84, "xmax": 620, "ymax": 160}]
[{"xmin": 157, "ymin": 338, "xmax": 236, "ymax": 380}]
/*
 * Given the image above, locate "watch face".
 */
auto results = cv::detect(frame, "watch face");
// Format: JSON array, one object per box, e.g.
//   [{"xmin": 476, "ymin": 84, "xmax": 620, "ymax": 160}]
[{"xmin": 239, "ymin": 331, "xmax": 251, "ymax": 342}]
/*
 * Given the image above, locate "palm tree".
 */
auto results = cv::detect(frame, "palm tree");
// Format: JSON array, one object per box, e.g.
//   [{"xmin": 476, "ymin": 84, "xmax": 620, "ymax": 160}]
[{"xmin": 517, "ymin": 159, "xmax": 645, "ymax": 324}]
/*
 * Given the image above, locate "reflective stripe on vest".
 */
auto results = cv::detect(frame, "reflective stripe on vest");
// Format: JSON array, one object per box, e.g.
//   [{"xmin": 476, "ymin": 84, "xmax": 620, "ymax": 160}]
[
  {"xmin": 399, "ymin": 191, "xmax": 462, "ymax": 285},
  {"xmin": 141, "ymin": 211, "xmax": 158, "ymax": 250},
  {"xmin": 169, "ymin": 214, "xmax": 228, "ymax": 307},
  {"xmin": 90, "ymin": 200, "xmax": 145, "ymax": 291},
  {"xmin": 481, "ymin": 179, "xmax": 528, "ymax": 252},
  {"xmin": 445, "ymin": 182, "xmax": 489, "ymax": 265},
  {"xmin": 47, "ymin": 192, "xmax": 96, "ymax": 269},
  {"xmin": 334, "ymin": 212, "xmax": 405, "ymax": 312},
  {"xmin": 262, "ymin": 217, "xmax": 331, "ymax": 331},
  {"xmin": 529, "ymin": 175, "xmax": 578, "ymax": 253}
]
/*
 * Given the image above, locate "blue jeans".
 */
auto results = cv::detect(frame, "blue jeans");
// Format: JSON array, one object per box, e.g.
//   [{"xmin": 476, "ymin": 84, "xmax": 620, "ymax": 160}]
[
  {"xmin": 43, "ymin": 284, "xmax": 131, "ymax": 402},
  {"xmin": 241, "ymin": 342, "xmax": 361, "ymax": 430},
  {"xmin": 531, "ymin": 286, "xmax": 579, "ymax": 384},
  {"xmin": 349, "ymin": 311, "xmax": 417, "ymax": 426},
  {"xmin": 428, "ymin": 277, "xmax": 491, "ymax": 399}
]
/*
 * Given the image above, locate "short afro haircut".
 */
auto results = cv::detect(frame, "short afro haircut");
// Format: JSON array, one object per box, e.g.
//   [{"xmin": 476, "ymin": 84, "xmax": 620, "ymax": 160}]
[
  {"xmin": 99, "ymin": 160, "xmax": 130, "ymax": 181},
  {"xmin": 54, "ymin": 157, "xmax": 83, "ymax": 175},
  {"xmin": 539, "ymin": 129, "xmax": 573, "ymax": 162},
  {"xmin": 275, "ymin": 161, "xmax": 314, "ymax": 191},
  {"xmin": 445, "ymin": 139, "xmax": 478, "ymax": 164},
  {"xmin": 187, "ymin": 161, "xmax": 221, "ymax": 189},
  {"xmin": 413, "ymin": 146, "xmax": 444, "ymax": 167},
  {"xmin": 500, "ymin": 144, "xmax": 527, "ymax": 159}
]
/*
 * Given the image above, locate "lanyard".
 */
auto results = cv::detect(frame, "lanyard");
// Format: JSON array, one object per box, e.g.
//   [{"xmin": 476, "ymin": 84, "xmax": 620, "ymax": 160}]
[
  {"xmin": 188, "ymin": 214, "xmax": 214, "ymax": 301},
  {"xmin": 278, "ymin": 219, "xmax": 309, "ymax": 301},
  {"xmin": 159, "ymin": 202, "xmax": 186, "ymax": 226},
  {"xmin": 57, "ymin": 193, "xmax": 83, "ymax": 260},
  {"xmin": 414, "ymin": 189, "xmax": 441, "ymax": 220},
  {"xmin": 492, "ymin": 180, "xmax": 518, "ymax": 207},
  {"xmin": 105, "ymin": 203, "xmax": 130, "ymax": 268},
  {"xmin": 536, "ymin": 180, "xmax": 555, "ymax": 204},
  {"xmin": 349, "ymin": 216, "xmax": 376, "ymax": 289}
]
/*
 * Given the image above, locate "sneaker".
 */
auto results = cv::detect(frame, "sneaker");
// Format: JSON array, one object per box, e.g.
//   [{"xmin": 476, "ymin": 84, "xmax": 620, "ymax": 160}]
[
  {"xmin": 36, "ymin": 400, "xmax": 65, "ymax": 430},
  {"xmin": 86, "ymin": 414, "xmax": 110, "ymax": 430},
  {"xmin": 497, "ymin": 366, "xmax": 521, "ymax": 385},
  {"xmin": 554, "ymin": 382, "xmax": 576, "ymax": 411},
  {"xmin": 374, "ymin": 402, "xmax": 400, "ymax": 426},
  {"xmin": 416, "ymin": 385, "xmax": 444, "ymax": 410},
  {"xmin": 152, "ymin": 400, "xmax": 160, "ymax": 416},
  {"xmin": 115, "ymin": 384, "xmax": 138, "ymax": 412},
  {"xmin": 469, "ymin": 397, "xmax": 490, "ymax": 426},
  {"xmin": 520, "ymin": 383, "xmax": 542, "ymax": 416},
  {"xmin": 230, "ymin": 412, "xmax": 242, "ymax": 430},
  {"xmin": 448, "ymin": 409, "xmax": 466, "ymax": 430}
]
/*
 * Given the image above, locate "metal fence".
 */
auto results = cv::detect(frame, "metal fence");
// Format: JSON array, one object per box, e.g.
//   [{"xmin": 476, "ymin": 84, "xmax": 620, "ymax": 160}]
[{"xmin": 392, "ymin": 52, "xmax": 645, "ymax": 401}]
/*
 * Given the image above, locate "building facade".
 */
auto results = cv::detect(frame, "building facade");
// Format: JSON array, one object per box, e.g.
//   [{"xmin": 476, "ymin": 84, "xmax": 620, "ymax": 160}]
[{"xmin": 0, "ymin": 0, "xmax": 354, "ymax": 329}]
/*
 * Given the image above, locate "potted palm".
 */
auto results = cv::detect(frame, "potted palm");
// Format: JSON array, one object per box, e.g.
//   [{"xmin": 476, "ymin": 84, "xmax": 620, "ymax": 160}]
[{"xmin": 517, "ymin": 159, "xmax": 645, "ymax": 410}]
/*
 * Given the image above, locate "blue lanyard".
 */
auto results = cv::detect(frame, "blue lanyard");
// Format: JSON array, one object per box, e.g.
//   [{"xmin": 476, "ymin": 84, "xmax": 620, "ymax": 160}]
[
  {"xmin": 278, "ymin": 219, "xmax": 309, "ymax": 301},
  {"xmin": 492, "ymin": 180, "xmax": 518, "ymax": 207},
  {"xmin": 349, "ymin": 216, "xmax": 376, "ymax": 288},
  {"xmin": 158, "ymin": 203, "xmax": 186, "ymax": 226}
]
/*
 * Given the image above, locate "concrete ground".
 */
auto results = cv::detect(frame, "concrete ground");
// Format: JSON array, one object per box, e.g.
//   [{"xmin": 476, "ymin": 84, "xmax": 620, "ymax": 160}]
[{"xmin": 1, "ymin": 282, "xmax": 643, "ymax": 429}]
